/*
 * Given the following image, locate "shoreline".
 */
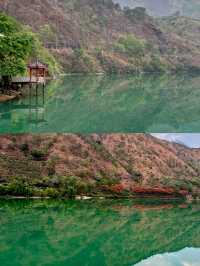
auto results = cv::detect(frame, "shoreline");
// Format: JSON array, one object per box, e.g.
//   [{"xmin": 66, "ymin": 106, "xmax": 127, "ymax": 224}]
[
  {"xmin": 0, "ymin": 90, "xmax": 22, "ymax": 103},
  {"xmin": 0, "ymin": 194, "xmax": 187, "ymax": 201},
  {"xmin": 0, "ymin": 70, "xmax": 199, "ymax": 104}
]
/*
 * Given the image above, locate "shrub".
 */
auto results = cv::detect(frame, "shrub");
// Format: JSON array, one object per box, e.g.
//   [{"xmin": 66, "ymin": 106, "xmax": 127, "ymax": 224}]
[
  {"xmin": 72, "ymin": 48, "xmax": 97, "ymax": 73},
  {"xmin": 60, "ymin": 176, "xmax": 94, "ymax": 198},
  {"xmin": 31, "ymin": 149, "xmax": 46, "ymax": 161},
  {"xmin": 96, "ymin": 177, "xmax": 119, "ymax": 186},
  {"xmin": 7, "ymin": 178, "xmax": 33, "ymax": 196},
  {"xmin": 0, "ymin": 184, "xmax": 8, "ymax": 195},
  {"xmin": 74, "ymin": 48, "xmax": 85, "ymax": 58},
  {"xmin": 61, "ymin": 176, "xmax": 79, "ymax": 198},
  {"xmin": 44, "ymin": 188, "xmax": 59, "ymax": 198},
  {"xmin": 19, "ymin": 143, "xmax": 29, "ymax": 153},
  {"xmin": 125, "ymin": 165, "xmax": 142, "ymax": 183},
  {"xmin": 46, "ymin": 157, "xmax": 58, "ymax": 175},
  {"xmin": 114, "ymin": 35, "xmax": 146, "ymax": 58},
  {"xmin": 146, "ymin": 55, "xmax": 168, "ymax": 73}
]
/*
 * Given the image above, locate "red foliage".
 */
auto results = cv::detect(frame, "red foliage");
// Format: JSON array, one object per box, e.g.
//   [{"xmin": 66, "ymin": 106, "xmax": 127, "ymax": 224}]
[
  {"xmin": 132, "ymin": 186, "xmax": 175, "ymax": 195},
  {"xmin": 130, "ymin": 186, "xmax": 189, "ymax": 196},
  {"xmin": 110, "ymin": 184, "xmax": 125, "ymax": 194},
  {"xmin": 100, "ymin": 184, "xmax": 125, "ymax": 194}
]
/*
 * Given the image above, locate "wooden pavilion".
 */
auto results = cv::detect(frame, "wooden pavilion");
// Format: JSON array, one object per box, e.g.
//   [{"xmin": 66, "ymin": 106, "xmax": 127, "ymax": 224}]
[
  {"xmin": 28, "ymin": 61, "xmax": 47, "ymax": 84},
  {"xmin": 12, "ymin": 61, "xmax": 47, "ymax": 86}
]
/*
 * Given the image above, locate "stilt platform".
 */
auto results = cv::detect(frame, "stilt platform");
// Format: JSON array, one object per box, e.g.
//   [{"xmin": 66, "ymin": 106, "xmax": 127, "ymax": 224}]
[{"xmin": 12, "ymin": 77, "xmax": 46, "ymax": 85}]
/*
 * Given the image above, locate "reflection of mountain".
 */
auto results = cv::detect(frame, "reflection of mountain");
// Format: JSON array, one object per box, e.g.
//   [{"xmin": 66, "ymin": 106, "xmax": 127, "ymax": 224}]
[
  {"xmin": 0, "ymin": 74, "xmax": 200, "ymax": 133},
  {"xmin": 134, "ymin": 247, "xmax": 200, "ymax": 266},
  {"xmin": 37, "ymin": 74, "xmax": 200, "ymax": 133},
  {"xmin": 1, "ymin": 200, "xmax": 200, "ymax": 266}
]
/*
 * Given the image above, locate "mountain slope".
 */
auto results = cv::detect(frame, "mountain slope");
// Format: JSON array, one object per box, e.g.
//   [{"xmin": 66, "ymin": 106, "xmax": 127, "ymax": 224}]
[
  {"xmin": 1, "ymin": 0, "xmax": 200, "ymax": 73},
  {"xmin": 0, "ymin": 134, "xmax": 200, "ymax": 198}
]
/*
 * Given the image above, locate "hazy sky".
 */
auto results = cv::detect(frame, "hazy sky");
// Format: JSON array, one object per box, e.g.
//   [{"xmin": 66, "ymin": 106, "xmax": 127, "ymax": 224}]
[{"xmin": 152, "ymin": 134, "xmax": 200, "ymax": 148}]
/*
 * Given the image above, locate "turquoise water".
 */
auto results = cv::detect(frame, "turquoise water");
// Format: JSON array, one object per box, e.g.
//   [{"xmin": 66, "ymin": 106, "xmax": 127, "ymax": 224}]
[
  {"xmin": 0, "ymin": 199, "xmax": 200, "ymax": 266},
  {"xmin": 0, "ymin": 74, "xmax": 200, "ymax": 133}
]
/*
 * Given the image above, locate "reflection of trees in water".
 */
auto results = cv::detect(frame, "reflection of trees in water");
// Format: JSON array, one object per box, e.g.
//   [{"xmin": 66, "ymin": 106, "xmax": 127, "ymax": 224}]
[
  {"xmin": 0, "ymin": 74, "xmax": 200, "ymax": 133},
  {"xmin": 0, "ymin": 84, "xmax": 47, "ymax": 133},
  {"xmin": 0, "ymin": 200, "xmax": 200, "ymax": 266},
  {"xmin": 44, "ymin": 74, "xmax": 200, "ymax": 133}
]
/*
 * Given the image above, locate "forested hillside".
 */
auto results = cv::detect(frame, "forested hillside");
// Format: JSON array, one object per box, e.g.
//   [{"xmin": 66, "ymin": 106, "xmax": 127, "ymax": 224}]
[
  {"xmin": 1, "ymin": 134, "xmax": 200, "ymax": 198},
  {"xmin": 1, "ymin": 0, "xmax": 200, "ymax": 73}
]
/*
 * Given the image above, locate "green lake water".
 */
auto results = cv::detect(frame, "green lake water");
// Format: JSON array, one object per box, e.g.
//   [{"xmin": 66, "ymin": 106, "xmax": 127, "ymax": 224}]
[
  {"xmin": 0, "ymin": 199, "xmax": 200, "ymax": 266},
  {"xmin": 1, "ymin": 74, "xmax": 200, "ymax": 133}
]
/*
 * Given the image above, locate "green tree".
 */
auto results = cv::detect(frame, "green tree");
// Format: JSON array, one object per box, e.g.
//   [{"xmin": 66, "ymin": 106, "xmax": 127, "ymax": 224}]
[
  {"xmin": 115, "ymin": 34, "xmax": 146, "ymax": 58},
  {"xmin": 114, "ymin": 34, "xmax": 147, "ymax": 71},
  {"xmin": 0, "ymin": 13, "xmax": 34, "ymax": 88},
  {"xmin": 0, "ymin": 13, "xmax": 61, "ymax": 89},
  {"xmin": 38, "ymin": 24, "xmax": 56, "ymax": 44}
]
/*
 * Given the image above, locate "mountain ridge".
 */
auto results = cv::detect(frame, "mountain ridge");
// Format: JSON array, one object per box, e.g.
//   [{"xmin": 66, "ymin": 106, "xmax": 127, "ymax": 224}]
[
  {"xmin": 114, "ymin": 0, "xmax": 200, "ymax": 18},
  {"xmin": 1, "ymin": 0, "xmax": 200, "ymax": 73},
  {"xmin": 1, "ymin": 134, "xmax": 200, "ymax": 198}
]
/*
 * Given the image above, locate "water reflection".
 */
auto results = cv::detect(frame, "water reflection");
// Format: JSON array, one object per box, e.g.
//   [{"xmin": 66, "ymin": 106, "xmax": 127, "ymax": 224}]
[
  {"xmin": 134, "ymin": 248, "xmax": 200, "ymax": 266},
  {"xmin": 0, "ymin": 74, "xmax": 200, "ymax": 133},
  {"xmin": 0, "ymin": 85, "xmax": 47, "ymax": 133},
  {"xmin": 0, "ymin": 200, "xmax": 200, "ymax": 266},
  {"xmin": 27, "ymin": 85, "xmax": 46, "ymax": 125}
]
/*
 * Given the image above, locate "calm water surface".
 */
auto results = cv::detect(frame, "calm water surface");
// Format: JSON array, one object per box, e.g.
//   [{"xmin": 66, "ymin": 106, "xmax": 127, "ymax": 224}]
[
  {"xmin": 0, "ymin": 199, "xmax": 200, "ymax": 266},
  {"xmin": 0, "ymin": 74, "xmax": 200, "ymax": 133}
]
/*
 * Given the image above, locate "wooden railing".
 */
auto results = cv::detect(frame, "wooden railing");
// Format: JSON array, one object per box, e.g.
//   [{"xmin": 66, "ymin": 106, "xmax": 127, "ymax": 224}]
[{"xmin": 12, "ymin": 77, "xmax": 46, "ymax": 84}]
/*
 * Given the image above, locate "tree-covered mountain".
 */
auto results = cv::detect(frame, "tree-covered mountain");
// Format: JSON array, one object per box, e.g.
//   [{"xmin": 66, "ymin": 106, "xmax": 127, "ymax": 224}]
[
  {"xmin": 1, "ymin": 134, "xmax": 200, "ymax": 198},
  {"xmin": 114, "ymin": 0, "xmax": 200, "ymax": 18},
  {"xmin": 0, "ymin": 0, "xmax": 200, "ymax": 73}
]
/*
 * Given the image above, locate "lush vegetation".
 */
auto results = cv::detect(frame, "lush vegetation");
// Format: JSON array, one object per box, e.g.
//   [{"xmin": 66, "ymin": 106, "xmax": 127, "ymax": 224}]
[
  {"xmin": 0, "ymin": 175, "xmax": 92, "ymax": 198},
  {"xmin": 0, "ymin": 174, "xmax": 122, "ymax": 198},
  {"xmin": 0, "ymin": 13, "xmax": 32, "ymax": 85},
  {"xmin": 0, "ymin": 13, "xmax": 60, "ymax": 87},
  {"xmin": 114, "ymin": 34, "xmax": 146, "ymax": 57},
  {"xmin": 113, "ymin": 34, "xmax": 168, "ymax": 72},
  {"xmin": 1, "ymin": 199, "xmax": 199, "ymax": 266}
]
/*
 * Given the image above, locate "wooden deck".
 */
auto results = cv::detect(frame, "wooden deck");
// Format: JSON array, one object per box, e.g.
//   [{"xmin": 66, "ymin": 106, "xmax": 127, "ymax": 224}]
[{"xmin": 12, "ymin": 77, "xmax": 46, "ymax": 84}]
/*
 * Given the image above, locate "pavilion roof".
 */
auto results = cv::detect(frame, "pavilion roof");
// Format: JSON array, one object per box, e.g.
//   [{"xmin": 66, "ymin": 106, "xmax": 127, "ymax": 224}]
[{"xmin": 28, "ymin": 61, "xmax": 47, "ymax": 69}]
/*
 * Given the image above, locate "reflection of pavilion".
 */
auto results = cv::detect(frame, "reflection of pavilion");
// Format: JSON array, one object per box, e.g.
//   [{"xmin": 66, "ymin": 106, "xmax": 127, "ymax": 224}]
[
  {"xmin": 27, "ymin": 61, "xmax": 47, "ymax": 126},
  {"xmin": 28, "ymin": 85, "xmax": 46, "ymax": 126},
  {"xmin": 0, "ymin": 86, "xmax": 47, "ymax": 128}
]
